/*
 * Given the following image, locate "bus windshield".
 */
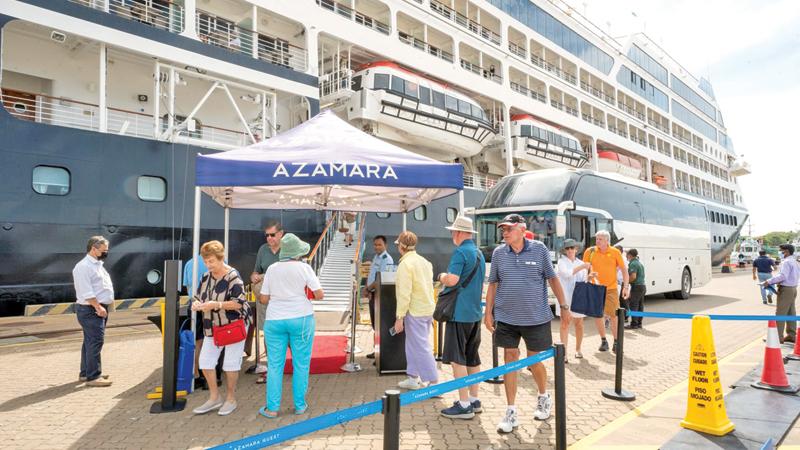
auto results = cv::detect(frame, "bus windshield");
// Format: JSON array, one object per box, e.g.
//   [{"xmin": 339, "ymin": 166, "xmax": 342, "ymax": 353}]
[{"xmin": 477, "ymin": 210, "xmax": 561, "ymax": 262}]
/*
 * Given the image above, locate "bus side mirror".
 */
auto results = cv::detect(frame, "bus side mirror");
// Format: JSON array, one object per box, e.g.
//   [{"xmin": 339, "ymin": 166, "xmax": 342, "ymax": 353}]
[{"xmin": 556, "ymin": 215, "xmax": 567, "ymax": 237}]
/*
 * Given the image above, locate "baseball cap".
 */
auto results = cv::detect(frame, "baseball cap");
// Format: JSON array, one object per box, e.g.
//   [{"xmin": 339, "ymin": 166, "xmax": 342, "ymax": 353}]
[{"xmin": 497, "ymin": 214, "xmax": 526, "ymax": 228}]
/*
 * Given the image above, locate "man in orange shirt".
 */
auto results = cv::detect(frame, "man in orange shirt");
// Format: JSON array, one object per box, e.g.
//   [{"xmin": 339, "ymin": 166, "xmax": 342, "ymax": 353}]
[{"xmin": 583, "ymin": 230, "xmax": 629, "ymax": 353}]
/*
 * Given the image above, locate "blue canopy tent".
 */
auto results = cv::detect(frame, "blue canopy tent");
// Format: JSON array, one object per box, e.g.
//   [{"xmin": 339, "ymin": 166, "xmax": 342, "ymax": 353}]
[{"xmin": 188, "ymin": 110, "xmax": 463, "ymax": 372}]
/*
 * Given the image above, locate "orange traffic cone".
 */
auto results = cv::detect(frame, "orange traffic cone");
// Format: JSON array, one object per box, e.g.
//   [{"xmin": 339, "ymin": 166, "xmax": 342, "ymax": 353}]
[
  {"xmin": 787, "ymin": 326, "xmax": 800, "ymax": 362},
  {"xmin": 752, "ymin": 321, "xmax": 799, "ymax": 393}
]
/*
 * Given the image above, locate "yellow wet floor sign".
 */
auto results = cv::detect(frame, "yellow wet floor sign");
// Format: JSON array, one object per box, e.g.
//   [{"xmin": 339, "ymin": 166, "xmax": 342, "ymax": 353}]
[{"xmin": 680, "ymin": 315, "xmax": 734, "ymax": 436}]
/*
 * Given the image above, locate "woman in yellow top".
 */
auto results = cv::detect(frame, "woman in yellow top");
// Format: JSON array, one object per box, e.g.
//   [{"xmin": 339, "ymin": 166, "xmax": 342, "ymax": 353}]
[{"xmin": 393, "ymin": 231, "xmax": 438, "ymax": 390}]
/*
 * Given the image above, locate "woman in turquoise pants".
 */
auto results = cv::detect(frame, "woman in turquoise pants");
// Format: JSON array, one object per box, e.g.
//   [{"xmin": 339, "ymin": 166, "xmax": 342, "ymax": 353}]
[{"xmin": 258, "ymin": 233, "xmax": 323, "ymax": 417}]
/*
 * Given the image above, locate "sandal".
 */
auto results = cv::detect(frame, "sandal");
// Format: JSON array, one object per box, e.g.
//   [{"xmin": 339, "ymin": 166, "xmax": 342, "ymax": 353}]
[
  {"xmin": 256, "ymin": 374, "xmax": 266, "ymax": 384},
  {"xmin": 258, "ymin": 407, "xmax": 278, "ymax": 418},
  {"xmin": 295, "ymin": 406, "xmax": 308, "ymax": 415}
]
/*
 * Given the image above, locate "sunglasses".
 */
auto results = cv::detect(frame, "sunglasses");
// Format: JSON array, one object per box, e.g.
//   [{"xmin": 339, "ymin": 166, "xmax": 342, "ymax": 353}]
[{"xmin": 265, "ymin": 232, "xmax": 279, "ymax": 238}]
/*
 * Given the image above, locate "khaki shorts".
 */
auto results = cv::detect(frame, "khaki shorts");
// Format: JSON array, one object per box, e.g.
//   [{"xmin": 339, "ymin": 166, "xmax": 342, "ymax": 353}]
[{"xmin": 604, "ymin": 287, "xmax": 619, "ymax": 317}]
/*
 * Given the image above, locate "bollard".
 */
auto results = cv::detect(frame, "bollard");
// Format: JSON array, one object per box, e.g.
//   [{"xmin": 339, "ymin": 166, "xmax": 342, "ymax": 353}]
[
  {"xmin": 484, "ymin": 330, "xmax": 504, "ymax": 384},
  {"xmin": 151, "ymin": 260, "xmax": 187, "ymax": 413},
  {"xmin": 601, "ymin": 308, "xmax": 636, "ymax": 401},
  {"xmin": 554, "ymin": 343, "xmax": 567, "ymax": 450},
  {"xmin": 382, "ymin": 389, "xmax": 401, "ymax": 450}
]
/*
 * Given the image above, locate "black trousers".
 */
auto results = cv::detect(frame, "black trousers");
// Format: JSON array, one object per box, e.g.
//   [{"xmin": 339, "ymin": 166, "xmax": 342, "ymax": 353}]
[{"xmin": 628, "ymin": 285, "xmax": 646, "ymax": 327}]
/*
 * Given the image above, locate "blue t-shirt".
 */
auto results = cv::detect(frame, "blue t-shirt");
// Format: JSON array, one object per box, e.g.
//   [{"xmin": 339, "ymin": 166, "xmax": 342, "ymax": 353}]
[
  {"xmin": 445, "ymin": 239, "xmax": 485, "ymax": 323},
  {"xmin": 368, "ymin": 251, "xmax": 394, "ymax": 285},
  {"xmin": 753, "ymin": 256, "xmax": 775, "ymax": 273},
  {"xmin": 488, "ymin": 239, "xmax": 556, "ymax": 326},
  {"xmin": 183, "ymin": 256, "xmax": 209, "ymax": 291}
]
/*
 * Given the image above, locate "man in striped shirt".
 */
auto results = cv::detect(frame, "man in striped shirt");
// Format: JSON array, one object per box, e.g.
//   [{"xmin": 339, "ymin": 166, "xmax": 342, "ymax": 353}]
[{"xmin": 484, "ymin": 214, "xmax": 569, "ymax": 433}]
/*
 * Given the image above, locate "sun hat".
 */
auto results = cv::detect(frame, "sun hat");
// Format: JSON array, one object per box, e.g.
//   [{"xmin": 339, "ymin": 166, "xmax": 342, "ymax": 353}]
[
  {"xmin": 279, "ymin": 233, "xmax": 311, "ymax": 260},
  {"xmin": 445, "ymin": 215, "xmax": 476, "ymax": 233},
  {"xmin": 560, "ymin": 238, "xmax": 580, "ymax": 254}
]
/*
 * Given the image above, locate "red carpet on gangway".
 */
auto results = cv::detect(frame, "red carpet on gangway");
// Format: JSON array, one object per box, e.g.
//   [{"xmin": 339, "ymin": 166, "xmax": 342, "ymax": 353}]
[{"xmin": 284, "ymin": 335, "xmax": 347, "ymax": 374}]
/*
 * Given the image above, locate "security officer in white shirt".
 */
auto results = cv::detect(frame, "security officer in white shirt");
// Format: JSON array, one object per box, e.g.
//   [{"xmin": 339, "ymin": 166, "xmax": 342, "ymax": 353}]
[{"xmin": 72, "ymin": 236, "xmax": 114, "ymax": 386}]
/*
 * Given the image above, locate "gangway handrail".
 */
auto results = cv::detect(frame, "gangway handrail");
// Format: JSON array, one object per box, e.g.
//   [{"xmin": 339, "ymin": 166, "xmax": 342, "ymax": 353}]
[{"xmin": 307, "ymin": 211, "xmax": 339, "ymax": 275}]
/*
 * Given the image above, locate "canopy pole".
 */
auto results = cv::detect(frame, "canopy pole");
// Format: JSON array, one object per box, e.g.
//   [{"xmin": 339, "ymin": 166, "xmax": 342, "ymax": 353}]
[
  {"xmin": 190, "ymin": 187, "xmax": 201, "ymax": 393},
  {"xmin": 402, "ymin": 213, "xmax": 407, "ymax": 232},
  {"xmin": 458, "ymin": 190, "xmax": 465, "ymax": 212},
  {"xmin": 223, "ymin": 207, "xmax": 230, "ymax": 261}
]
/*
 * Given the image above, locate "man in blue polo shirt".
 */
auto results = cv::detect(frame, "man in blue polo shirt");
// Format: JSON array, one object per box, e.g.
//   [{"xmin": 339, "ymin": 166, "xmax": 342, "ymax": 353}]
[
  {"xmin": 484, "ymin": 213, "xmax": 569, "ymax": 433},
  {"xmin": 438, "ymin": 215, "xmax": 486, "ymax": 420},
  {"xmin": 752, "ymin": 250, "xmax": 776, "ymax": 304},
  {"xmin": 363, "ymin": 235, "xmax": 393, "ymax": 359}
]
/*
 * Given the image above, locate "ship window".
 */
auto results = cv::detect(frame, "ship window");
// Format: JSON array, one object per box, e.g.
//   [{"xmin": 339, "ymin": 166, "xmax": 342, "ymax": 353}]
[
  {"xmin": 520, "ymin": 125, "xmax": 531, "ymax": 137},
  {"xmin": 445, "ymin": 95, "xmax": 458, "ymax": 111},
  {"xmin": 351, "ymin": 75, "xmax": 362, "ymax": 91},
  {"xmin": 413, "ymin": 205, "xmax": 427, "ymax": 221},
  {"xmin": 373, "ymin": 73, "xmax": 390, "ymax": 90},
  {"xmin": 446, "ymin": 207, "xmax": 458, "ymax": 224},
  {"xmin": 432, "ymin": 91, "xmax": 445, "ymax": 109},
  {"xmin": 715, "ymin": 212, "xmax": 720, "ymax": 223},
  {"xmin": 733, "ymin": 216, "xmax": 737, "ymax": 226},
  {"xmin": 471, "ymin": 104, "xmax": 484, "ymax": 120},
  {"xmin": 390, "ymin": 75, "xmax": 405, "ymax": 94},
  {"xmin": 32, "ymin": 165, "xmax": 70, "ymax": 196},
  {"xmin": 419, "ymin": 86, "xmax": 431, "ymax": 105},
  {"xmin": 376, "ymin": 212, "xmax": 391, "ymax": 219},
  {"xmin": 404, "ymin": 80, "xmax": 419, "ymax": 99},
  {"xmin": 708, "ymin": 211, "xmax": 714, "ymax": 222},
  {"xmin": 458, "ymin": 100, "xmax": 471, "ymax": 115},
  {"xmin": 137, "ymin": 176, "xmax": 167, "ymax": 202}
]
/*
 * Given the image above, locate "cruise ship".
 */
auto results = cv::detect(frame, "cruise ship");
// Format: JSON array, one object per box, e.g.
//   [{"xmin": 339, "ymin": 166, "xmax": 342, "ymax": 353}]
[{"xmin": 0, "ymin": 0, "xmax": 749, "ymax": 314}]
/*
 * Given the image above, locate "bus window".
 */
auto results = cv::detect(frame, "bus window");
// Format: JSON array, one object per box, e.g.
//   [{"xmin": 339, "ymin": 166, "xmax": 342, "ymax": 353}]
[{"xmin": 569, "ymin": 214, "xmax": 586, "ymax": 246}]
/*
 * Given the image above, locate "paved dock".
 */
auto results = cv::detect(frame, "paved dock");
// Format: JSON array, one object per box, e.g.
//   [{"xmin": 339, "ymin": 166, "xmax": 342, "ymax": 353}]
[{"xmin": 0, "ymin": 271, "xmax": 797, "ymax": 449}]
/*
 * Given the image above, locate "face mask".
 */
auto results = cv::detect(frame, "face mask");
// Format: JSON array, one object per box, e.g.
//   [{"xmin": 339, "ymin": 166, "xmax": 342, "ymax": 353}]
[{"xmin": 97, "ymin": 251, "xmax": 109, "ymax": 261}]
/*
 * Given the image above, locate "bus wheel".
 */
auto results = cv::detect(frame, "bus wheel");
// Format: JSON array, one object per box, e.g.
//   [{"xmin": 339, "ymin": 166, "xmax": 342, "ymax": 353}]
[{"xmin": 677, "ymin": 268, "xmax": 692, "ymax": 300}]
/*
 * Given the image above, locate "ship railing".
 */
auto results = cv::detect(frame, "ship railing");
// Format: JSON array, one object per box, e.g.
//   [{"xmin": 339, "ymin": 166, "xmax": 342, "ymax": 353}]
[
  {"xmin": 564, "ymin": 105, "xmax": 578, "ymax": 117},
  {"xmin": 317, "ymin": 0, "xmax": 391, "ymax": 35},
  {"xmin": 463, "ymin": 172, "xmax": 498, "ymax": 191},
  {"xmin": 319, "ymin": 70, "xmax": 354, "ymax": 99},
  {"xmin": 429, "ymin": 0, "xmax": 501, "ymax": 45},
  {"xmin": 1, "ymin": 90, "xmax": 253, "ymax": 150},
  {"xmin": 398, "ymin": 32, "xmax": 454, "ymax": 62},
  {"xmin": 508, "ymin": 42, "xmax": 527, "ymax": 59},
  {"xmin": 70, "ymin": 0, "xmax": 185, "ymax": 33},
  {"xmin": 674, "ymin": 133, "xmax": 692, "ymax": 146},
  {"xmin": 530, "ymin": 54, "xmax": 576, "ymax": 85},
  {"xmin": 460, "ymin": 59, "xmax": 502, "ymax": 84},
  {"xmin": 307, "ymin": 211, "xmax": 339, "ymax": 276},
  {"xmin": 196, "ymin": 9, "xmax": 308, "ymax": 72},
  {"xmin": 580, "ymin": 81, "xmax": 613, "ymax": 105},
  {"xmin": 510, "ymin": 81, "xmax": 545, "ymax": 103}
]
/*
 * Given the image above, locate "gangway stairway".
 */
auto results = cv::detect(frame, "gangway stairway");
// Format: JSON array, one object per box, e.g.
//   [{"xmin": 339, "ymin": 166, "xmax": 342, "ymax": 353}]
[{"xmin": 312, "ymin": 230, "xmax": 358, "ymax": 313}]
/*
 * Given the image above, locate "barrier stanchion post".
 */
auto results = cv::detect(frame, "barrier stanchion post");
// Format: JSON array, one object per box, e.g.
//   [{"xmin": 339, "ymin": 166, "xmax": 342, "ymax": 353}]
[
  {"xmin": 484, "ymin": 330, "xmax": 504, "ymax": 384},
  {"xmin": 601, "ymin": 308, "xmax": 635, "ymax": 401},
  {"xmin": 382, "ymin": 389, "xmax": 401, "ymax": 450},
  {"xmin": 151, "ymin": 260, "xmax": 186, "ymax": 413},
  {"xmin": 554, "ymin": 343, "xmax": 567, "ymax": 450},
  {"xmin": 435, "ymin": 320, "xmax": 443, "ymax": 361}
]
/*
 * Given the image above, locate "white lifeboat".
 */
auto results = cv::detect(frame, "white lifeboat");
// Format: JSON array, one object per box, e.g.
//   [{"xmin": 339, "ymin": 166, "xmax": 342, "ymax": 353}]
[
  {"xmin": 729, "ymin": 158, "xmax": 751, "ymax": 177},
  {"xmin": 330, "ymin": 61, "xmax": 495, "ymax": 160},
  {"xmin": 597, "ymin": 150, "xmax": 642, "ymax": 179}
]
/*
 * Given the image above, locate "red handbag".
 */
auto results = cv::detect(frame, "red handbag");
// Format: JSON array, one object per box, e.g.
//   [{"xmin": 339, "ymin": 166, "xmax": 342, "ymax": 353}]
[
  {"xmin": 212, "ymin": 318, "xmax": 247, "ymax": 347},
  {"xmin": 305, "ymin": 286, "xmax": 316, "ymax": 300}
]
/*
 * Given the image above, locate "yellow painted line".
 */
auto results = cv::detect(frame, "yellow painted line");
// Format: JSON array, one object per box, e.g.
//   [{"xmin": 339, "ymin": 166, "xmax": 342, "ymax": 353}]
[
  {"xmin": 569, "ymin": 336, "xmax": 764, "ymax": 450},
  {"xmin": 0, "ymin": 329, "xmax": 152, "ymax": 349}
]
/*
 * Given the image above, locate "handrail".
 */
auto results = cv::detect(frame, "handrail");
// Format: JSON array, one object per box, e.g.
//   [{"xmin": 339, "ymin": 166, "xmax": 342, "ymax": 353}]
[{"xmin": 307, "ymin": 211, "xmax": 338, "ymax": 272}]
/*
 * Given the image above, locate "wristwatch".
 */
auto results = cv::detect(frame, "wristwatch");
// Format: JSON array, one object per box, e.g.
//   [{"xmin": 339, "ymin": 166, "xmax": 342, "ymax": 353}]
[{"xmin": 560, "ymin": 303, "xmax": 570, "ymax": 311}]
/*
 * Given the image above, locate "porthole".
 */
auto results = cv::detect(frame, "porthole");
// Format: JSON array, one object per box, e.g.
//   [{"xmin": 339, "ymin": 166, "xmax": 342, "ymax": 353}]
[
  {"xmin": 413, "ymin": 205, "xmax": 427, "ymax": 221},
  {"xmin": 147, "ymin": 269, "xmax": 162, "ymax": 285},
  {"xmin": 376, "ymin": 212, "xmax": 391, "ymax": 219},
  {"xmin": 32, "ymin": 165, "xmax": 70, "ymax": 196},
  {"xmin": 446, "ymin": 207, "xmax": 458, "ymax": 224},
  {"xmin": 138, "ymin": 176, "xmax": 166, "ymax": 202}
]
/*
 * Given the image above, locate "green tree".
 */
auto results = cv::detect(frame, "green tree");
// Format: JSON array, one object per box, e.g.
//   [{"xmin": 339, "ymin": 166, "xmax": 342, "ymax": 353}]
[{"xmin": 760, "ymin": 231, "xmax": 799, "ymax": 247}]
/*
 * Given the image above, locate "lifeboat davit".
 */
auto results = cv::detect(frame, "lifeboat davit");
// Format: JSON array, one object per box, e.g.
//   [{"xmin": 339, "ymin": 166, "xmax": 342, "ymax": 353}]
[
  {"xmin": 597, "ymin": 150, "xmax": 642, "ymax": 179},
  {"xmin": 328, "ymin": 61, "xmax": 495, "ymax": 160},
  {"xmin": 472, "ymin": 114, "xmax": 587, "ymax": 175}
]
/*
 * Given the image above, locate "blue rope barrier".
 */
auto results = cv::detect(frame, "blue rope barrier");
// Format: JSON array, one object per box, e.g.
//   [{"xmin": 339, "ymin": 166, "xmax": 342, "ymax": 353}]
[
  {"xmin": 628, "ymin": 311, "xmax": 800, "ymax": 321},
  {"xmin": 211, "ymin": 348, "xmax": 556, "ymax": 449}
]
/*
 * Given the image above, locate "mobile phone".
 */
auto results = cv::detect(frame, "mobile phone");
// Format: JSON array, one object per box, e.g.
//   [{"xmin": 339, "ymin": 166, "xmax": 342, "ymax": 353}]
[{"xmin": 389, "ymin": 326, "xmax": 398, "ymax": 336}]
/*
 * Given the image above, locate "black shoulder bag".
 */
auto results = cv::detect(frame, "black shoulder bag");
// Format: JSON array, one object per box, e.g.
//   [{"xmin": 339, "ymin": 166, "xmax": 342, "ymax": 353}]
[{"xmin": 433, "ymin": 255, "xmax": 481, "ymax": 322}]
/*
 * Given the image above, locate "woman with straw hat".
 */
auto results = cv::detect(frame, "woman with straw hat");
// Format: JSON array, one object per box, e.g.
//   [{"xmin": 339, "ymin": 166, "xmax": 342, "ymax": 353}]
[
  {"xmin": 258, "ymin": 233, "xmax": 324, "ymax": 418},
  {"xmin": 556, "ymin": 239, "xmax": 592, "ymax": 362},
  {"xmin": 393, "ymin": 231, "xmax": 439, "ymax": 390}
]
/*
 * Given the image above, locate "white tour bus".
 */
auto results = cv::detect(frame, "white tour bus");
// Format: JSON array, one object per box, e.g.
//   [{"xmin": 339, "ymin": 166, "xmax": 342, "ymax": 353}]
[{"xmin": 473, "ymin": 169, "xmax": 712, "ymax": 299}]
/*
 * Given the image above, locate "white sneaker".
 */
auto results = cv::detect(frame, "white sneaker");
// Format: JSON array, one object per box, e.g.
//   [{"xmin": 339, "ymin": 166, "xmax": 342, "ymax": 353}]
[
  {"xmin": 254, "ymin": 365, "xmax": 267, "ymax": 374},
  {"xmin": 397, "ymin": 377, "xmax": 423, "ymax": 390},
  {"xmin": 192, "ymin": 398, "xmax": 224, "ymax": 415},
  {"xmin": 534, "ymin": 393, "xmax": 552, "ymax": 420},
  {"xmin": 218, "ymin": 401, "xmax": 237, "ymax": 416},
  {"xmin": 497, "ymin": 409, "xmax": 519, "ymax": 433}
]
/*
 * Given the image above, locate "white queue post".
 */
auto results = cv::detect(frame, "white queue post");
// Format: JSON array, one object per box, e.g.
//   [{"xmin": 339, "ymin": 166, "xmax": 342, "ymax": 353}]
[{"xmin": 189, "ymin": 187, "xmax": 202, "ymax": 393}]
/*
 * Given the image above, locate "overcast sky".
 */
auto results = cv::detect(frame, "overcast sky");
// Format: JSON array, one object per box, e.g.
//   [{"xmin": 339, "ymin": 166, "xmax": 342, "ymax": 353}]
[{"xmin": 566, "ymin": 0, "xmax": 800, "ymax": 236}]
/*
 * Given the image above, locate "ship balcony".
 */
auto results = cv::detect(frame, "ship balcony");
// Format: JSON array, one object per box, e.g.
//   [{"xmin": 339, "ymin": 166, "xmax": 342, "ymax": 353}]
[
  {"xmin": 69, "ymin": 0, "xmax": 185, "ymax": 33},
  {"xmin": 460, "ymin": 59, "xmax": 502, "ymax": 84},
  {"xmin": 509, "ymin": 82, "xmax": 546, "ymax": 104},
  {"xmin": 530, "ymin": 54, "xmax": 577, "ymax": 85},
  {"xmin": 397, "ymin": 31, "xmax": 454, "ymax": 63},
  {"xmin": 316, "ymin": 0, "xmax": 391, "ymax": 35},
  {"xmin": 196, "ymin": 9, "xmax": 308, "ymax": 72},
  {"xmin": 1, "ymin": 90, "xmax": 252, "ymax": 150},
  {"xmin": 428, "ymin": 0, "xmax": 501, "ymax": 45},
  {"xmin": 508, "ymin": 42, "xmax": 527, "ymax": 59}
]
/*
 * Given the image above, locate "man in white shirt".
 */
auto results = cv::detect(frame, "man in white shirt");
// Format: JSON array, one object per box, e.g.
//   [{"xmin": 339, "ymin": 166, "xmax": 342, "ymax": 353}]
[{"xmin": 72, "ymin": 236, "xmax": 114, "ymax": 387}]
